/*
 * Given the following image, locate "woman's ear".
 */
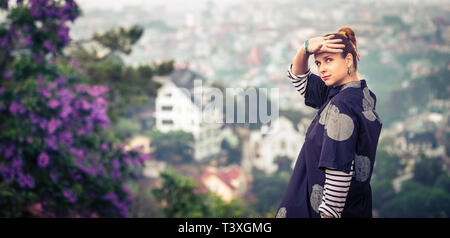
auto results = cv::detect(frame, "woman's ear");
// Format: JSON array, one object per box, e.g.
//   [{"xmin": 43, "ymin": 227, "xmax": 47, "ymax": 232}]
[{"xmin": 345, "ymin": 53, "xmax": 353, "ymax": 68}]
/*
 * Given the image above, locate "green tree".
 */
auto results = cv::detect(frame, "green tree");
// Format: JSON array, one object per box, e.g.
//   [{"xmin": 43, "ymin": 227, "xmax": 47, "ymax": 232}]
[
  {"xmin": 0, "ymin": 0, "xmax": 151, "ymax": 217},
  {"xmin": 250, "ymin": 169, "xmax": 290, "ymax": 216},
  {"xmin": 148, "ymin": 130, "xmax": 194, "ymax": 164},
  {"xmin": 373, "ymin": 149, "xmax": 404, "ymax": 180},
  {"xmin": 70, "ymin": 25, "xmax": 174, "ymax": 124},
  {"xmin": 412, "ymin": 153, "xmax": 444, "ymax": 186},
  {"xmin": 152, "ymin": 167, "xmax": 247, "ymax": 218}
]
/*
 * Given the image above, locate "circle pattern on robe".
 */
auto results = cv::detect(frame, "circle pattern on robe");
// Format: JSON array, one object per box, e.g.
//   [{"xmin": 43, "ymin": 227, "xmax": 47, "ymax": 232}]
[
  {"xmin": 310, "ymin": 184, "xmax": 324, "ymax": 214},
  {"xmin": 276, "ymin": 207, "xmax": 287, "ymax": 218},
  {"xmin": 354, "ymin": 154, "xmax": 371, "ymax": 182},
  {"xmin": 319, "ymin": 103, "xmax": 354, "ymax": 141},
  {"xmin": 362, "ymin": 87, "xmax": 380, "ymax": 122}
]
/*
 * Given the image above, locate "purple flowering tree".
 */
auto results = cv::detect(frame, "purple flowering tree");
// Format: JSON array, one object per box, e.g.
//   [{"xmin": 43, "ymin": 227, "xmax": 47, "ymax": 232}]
[{"xmin": 0, "ymin": 0, "xmax": 151, "ymax": 217}]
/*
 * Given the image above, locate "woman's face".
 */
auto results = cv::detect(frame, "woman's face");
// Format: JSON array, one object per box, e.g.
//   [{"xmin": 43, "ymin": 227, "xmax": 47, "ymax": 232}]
[{"xmin": 314, "ymin": 52, "xmax": 353, "ymax": 87}]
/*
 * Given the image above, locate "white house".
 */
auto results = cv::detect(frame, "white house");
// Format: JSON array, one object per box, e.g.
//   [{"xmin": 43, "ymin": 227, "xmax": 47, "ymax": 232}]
[
  {"xmin": 249, "ymin": 116, "xmax": 306, "ymax": 174},
  {"xmin": 154, "ymin": 69, "xmax": 224, "ymax": 162}
]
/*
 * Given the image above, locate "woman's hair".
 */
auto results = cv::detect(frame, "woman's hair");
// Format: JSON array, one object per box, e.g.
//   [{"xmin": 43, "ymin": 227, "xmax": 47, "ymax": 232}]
[{"xmin": 324, "ymin": 27, "xmax": 360, "ymax": 70}]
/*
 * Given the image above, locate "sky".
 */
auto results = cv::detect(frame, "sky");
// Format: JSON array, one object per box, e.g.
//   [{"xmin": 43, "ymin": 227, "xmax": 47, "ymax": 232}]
[{"xmin": 76, "ymin": 0, "xmax": 244, "ymax": 13}]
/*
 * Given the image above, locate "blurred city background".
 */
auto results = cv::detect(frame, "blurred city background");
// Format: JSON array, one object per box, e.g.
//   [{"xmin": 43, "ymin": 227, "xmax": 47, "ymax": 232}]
[{"xmin": 0, "ymin": 0, "xmax": 449, "ymax": 218}]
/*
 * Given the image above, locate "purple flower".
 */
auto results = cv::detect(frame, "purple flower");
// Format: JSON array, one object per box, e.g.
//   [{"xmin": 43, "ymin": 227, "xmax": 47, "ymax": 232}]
[
  {"xmin": 103, "ymin": 192, "xmax": 118, "ymax": 203},
  {"xmin": 48, "ymin": 99, "xmax": 60, "ymax": 109},
  {"xmin": 37, "ymin": 152, "xmax": 50, "ymax": 168},
  {"xmin": 57, "ymin": 88, "xmax": 74, "ymax": 105},
  {"xmin": 11, "ymin": 156, "xmax": 22, "ymax": 169},
  {"xmin": 47, "ymin": 82, "xmax": 57, "ymax": 90},
  {"xmin": 40, "ymin": 88, "xmax": 51, "ymax": 98},
  {"xmin": 47, "ymin": 118, "xmax": 61, "ymax": 134},
  {"xmin": 56, "ymin": 76, "xmax": 67, "ymax": 85},
  {"xmin": 112, "ymin": 160, "xmax": 120, "ymax": 170},
  {"xmin": 101, "ymin": 143, "xmax": 108, "ymax": 153},
  {"xmin": 133, "ymin": 159, "xmax": 141, "ymax": 167},
  {"xmin": 75, "ymin": 85, "xmax": 86, "ymax": 93},
  {"xmin": 43, "ymin": 40, "xmax": 56, "ymax": 54},
  {"xmin": 57, "ymin": 25, "xmax": 70, "ymax": 45},
  {"xmin": 50, "ymin": 171, "xmax": 58, "ymax": 182},
  {"xmin": 88, "ymin": 86, "xmax": 108, "ymax": 97},
  {"xmin": 24, "ymin": 35, "xmax": 32, "ymax": 47},
  {"xmin": 39, "ymin": 119, "xmax": 47, "ymax": 130},
  {"xmin": 110, "ymin": 170, "xmax": 121, "ymax": 180},
  {"xmin": 26, "ymin": 174, "xmax": 35, "ymax": 189},
  {"xmin": 44, "ymin": 136, "xmax": 58, "ymax": 150},
  {"xmin": 3, "ymin": 70, "xmax": 13, "ymax": 80},
  {"xmin": 58, "ymin": 131, "xmax": 73, "ymax": 148},
  {"xmin": 9, "ymin": 101, "xmax": 20, "ymax": 116},
  {"xmin": 36, "ymin": 76, "xmax": 44, "ymax": 85},
  {"xmin": 63, "ymin": 189, "xmax": 77, "ymax": 203},
  {"xmin": 70, "ymin": 148, "xmax": 85, "ymax": 162},
  {"xmin": 0, "ymin": 165, "xmax": 14, "ymax": 181},
  {"xmin": 0, "ymin": 87, "xmax": 4, "ymax": 95},
  {"xmin": 27, "ymin": 137, "xmax": 33, "ymax": 144},
  {"xmin": 33, "ymin": 54, "xmax": 43, "ymax": 63},
  {"xmin": 1, "ymin": 36, "xmax": 8, "ymax": 48},
  {"xmin": 17, "ymin": 172, "xmax": 35, "ymax": 189},
  {"xmin": 10, "ymin": 102, "xmax": 20, "ymax": 115},
  {"xmin": 4, "ymin": 144, "xmax": 15, "ymax": 159},
  {"xmin": 80, "ymin": 99, "xmax": 91, "ymax": 110},
  {"xmin": 60, "ymin": 105, "xmax": 72, "ymax": 119},
  {"xmin": 139, "ymin": 153, "xmax": 150, "ymax": 162},
  {"xmin": 22, "ymin": 24, "xmax": 29, "ymax": 32},
  {"xmin": 123, "ymin": 157, "xmax": 132, "ymax": 165}
]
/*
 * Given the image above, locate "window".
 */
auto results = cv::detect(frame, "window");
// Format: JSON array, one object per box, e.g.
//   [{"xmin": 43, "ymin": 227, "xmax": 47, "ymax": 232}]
[
  {"xmin": 162, "ymin": 106, "xmax": 173, "ymax": 111},
  {"xmin": 162, "ymin": 119, "xmax": 173, "ymax": 125}
]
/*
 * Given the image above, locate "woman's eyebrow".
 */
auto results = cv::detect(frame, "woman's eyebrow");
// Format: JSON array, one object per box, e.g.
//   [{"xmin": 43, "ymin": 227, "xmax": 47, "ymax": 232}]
[{"xmin": 315, "ymin": 55, "xmax": 333, "ymax": 63}]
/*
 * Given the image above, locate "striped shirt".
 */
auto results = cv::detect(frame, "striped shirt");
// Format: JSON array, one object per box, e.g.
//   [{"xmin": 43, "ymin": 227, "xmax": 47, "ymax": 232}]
[
  {"xmin": 287, "ymin": 63, "xmax": 310, "ymax": 96},
  {"xmin": 318, "ymin": 160, "xmax": 354, "ymax": 218}
]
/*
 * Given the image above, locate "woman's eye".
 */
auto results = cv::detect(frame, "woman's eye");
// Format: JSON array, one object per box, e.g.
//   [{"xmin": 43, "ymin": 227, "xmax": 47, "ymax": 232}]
[{"xmin": 325, "ymin": 58, "xmax": 332, "ymax": 62}]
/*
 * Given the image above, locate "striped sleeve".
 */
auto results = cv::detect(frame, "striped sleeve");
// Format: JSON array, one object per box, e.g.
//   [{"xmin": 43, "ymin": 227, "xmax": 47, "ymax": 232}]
[
  {"xmin": 287, "ymin": 63, "xmax": 311, "ymax": 96},
  {"xmin": 318, "ymin": 160, "xmax": 354, "ymax": 218}
]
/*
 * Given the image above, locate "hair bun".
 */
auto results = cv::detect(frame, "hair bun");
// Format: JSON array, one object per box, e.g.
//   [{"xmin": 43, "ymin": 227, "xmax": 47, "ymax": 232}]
[{"xmin": 337, "ymin": 27, "xmax": 360, "ymax": 61}]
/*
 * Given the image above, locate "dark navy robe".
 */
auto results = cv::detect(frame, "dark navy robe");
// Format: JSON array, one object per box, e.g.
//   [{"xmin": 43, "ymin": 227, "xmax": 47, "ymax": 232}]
[{"xmin": 276, "ymin": 73, "xmax": 382, "ymax": 218}]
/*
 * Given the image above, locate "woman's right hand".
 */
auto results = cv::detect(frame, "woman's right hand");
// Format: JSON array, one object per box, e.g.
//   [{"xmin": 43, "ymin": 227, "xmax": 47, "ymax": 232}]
[{"xmin": 306, "ymin": 34, "xmax": 345, "ymax": 55}]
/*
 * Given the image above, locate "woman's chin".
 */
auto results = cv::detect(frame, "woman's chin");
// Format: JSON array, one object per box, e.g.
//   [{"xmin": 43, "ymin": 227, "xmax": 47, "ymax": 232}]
[{"xmin": 323, "ymin": 80, "xmax": 332, "ymax": 86}]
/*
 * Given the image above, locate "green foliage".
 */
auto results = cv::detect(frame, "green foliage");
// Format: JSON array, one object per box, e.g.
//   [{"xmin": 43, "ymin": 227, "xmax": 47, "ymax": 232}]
[
  {"xmin": 412, "ymin": 153, "xmax": 444, "ymax": 186},
  {"xmin": 70, "ymin": 24, "xmax": 174, "ymax": 122},
  {"xmin": 93, "ymin": 25, "xmax": 144, "ymax": 55},
  {"xmin": 250, "ymin": 169, "xmax": 290, "ymax": 216},
  {"xmin": 373, "ymin": 149, "xmax": 404, "ymax": 180},
  {"xmin": 220, "ymin": 138, "xmax": 241, "ymax": 166},
  {"xmin": 373, "ymin": 150, "xmax": 450, "ymax": 218},
  {"xmin": 152, "ymin": 167, "xmax": 247, "ymax": 218},
  {"xmin": 148, "ymin": 130, "xmax": 194, "ymax": 164},
  {"xmin": 379, "ymin": 181, "xmax": 450, "ymax": 218}
]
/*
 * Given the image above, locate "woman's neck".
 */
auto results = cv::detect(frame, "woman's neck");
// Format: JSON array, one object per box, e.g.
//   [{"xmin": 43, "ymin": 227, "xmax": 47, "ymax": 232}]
[{"xmin": 335, "ymin": 72, "xmax": 360, "ymax": 87}]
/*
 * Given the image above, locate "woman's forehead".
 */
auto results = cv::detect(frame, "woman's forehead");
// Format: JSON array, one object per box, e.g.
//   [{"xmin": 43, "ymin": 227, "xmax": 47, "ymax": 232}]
[{"xmin": 314, "ymin": 52, "xmax": 339, "ymax": 61}]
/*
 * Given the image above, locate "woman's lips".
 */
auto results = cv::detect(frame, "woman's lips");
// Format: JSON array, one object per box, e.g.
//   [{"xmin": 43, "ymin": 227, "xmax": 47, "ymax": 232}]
[{"xmin": 322, "ymin": 75, "xmax": 330, "ymax": 80}]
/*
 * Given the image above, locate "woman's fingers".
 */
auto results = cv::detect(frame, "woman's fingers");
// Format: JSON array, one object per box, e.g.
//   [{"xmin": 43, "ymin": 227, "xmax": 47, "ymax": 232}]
[
  {"xmin": 326, "ymin": 38, "xmax": 343, "ymax": 44},
  {"xmin": 326, "ymin": 43, "xmax": 345, "ymax": 49},
  {"xmin": 324, "ymin": 48, "xmax": 344, "ymax": 53},
  {"xmin": 324, "ymin": 34, "xmax": 335, "ymax": 40}
]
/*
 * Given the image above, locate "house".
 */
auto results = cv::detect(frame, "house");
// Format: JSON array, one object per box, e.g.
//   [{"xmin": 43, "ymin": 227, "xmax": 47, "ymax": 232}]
[
  {"xmin": 199, "ymin": 165, "xmax": 248, "ymax": 202},
  {"xmin": 249, "ymin": 116, "xmax": 306, "ymax": 174},
  {"xmin": 154, "ymin": 69, "xmax": 224, "ymax": 162}
]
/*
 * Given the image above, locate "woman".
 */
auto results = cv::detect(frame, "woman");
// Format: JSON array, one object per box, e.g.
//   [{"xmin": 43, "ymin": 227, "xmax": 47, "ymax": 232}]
[{"xmin": 276, "ymin": 27, "xmax": 382, "ymax": 218}]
